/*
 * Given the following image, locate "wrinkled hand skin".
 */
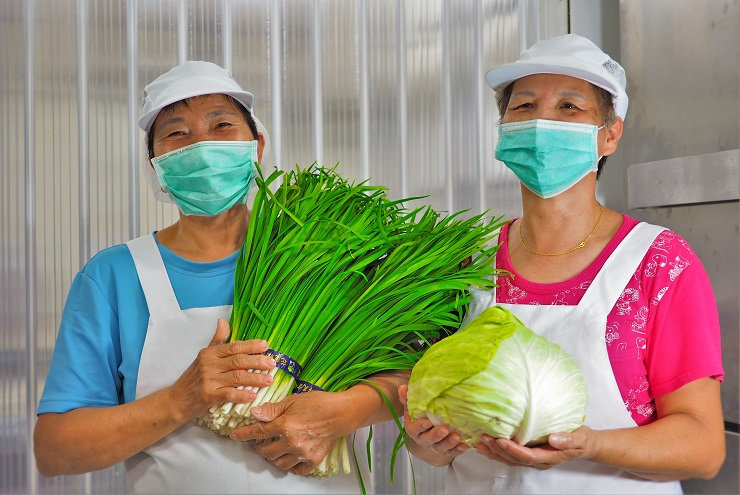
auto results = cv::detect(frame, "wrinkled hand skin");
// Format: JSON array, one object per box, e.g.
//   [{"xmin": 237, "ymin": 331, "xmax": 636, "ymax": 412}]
[
  {"xmin": 169, "ymin": 318, "xmax": 276, "ymax": 421},
  {"xmin": 230, "ymin": 390, "xmax": 355, "ymax": 475},
  {"xmin": 398, "ymin": 384, "xmax": 467, "ymax": 466},
  {"xmin": 476, "ymin": 427, "xmax": 592, "ymax": 471}
]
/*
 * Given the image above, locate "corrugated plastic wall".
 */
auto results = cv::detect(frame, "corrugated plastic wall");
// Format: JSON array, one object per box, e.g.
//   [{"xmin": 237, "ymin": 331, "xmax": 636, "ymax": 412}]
[{"xmin": 0, "ymin": 1, "xmax": 566, "ymax": 493}]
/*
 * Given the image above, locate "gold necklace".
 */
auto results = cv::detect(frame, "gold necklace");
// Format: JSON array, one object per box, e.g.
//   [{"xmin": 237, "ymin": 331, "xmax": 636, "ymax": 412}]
[{"xmin": 519, "ymin": 204, "xmax": 604, "ymax": 257}]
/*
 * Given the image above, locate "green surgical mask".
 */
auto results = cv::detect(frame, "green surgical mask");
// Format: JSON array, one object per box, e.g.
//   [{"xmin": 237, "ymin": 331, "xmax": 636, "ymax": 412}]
[
  {"xmin": 152, "ymin": 140, "xmax": 258, "ymax": 216},
  {"xmin": 495, "ymin": 119, "xmax": 603, "ymax": 199}
]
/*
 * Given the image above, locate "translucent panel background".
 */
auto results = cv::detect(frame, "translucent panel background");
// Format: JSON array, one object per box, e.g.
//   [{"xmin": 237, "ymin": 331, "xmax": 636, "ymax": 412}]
[{"xmin": 0, "ymin": 1, "xmax": 566, "ymax": 493}]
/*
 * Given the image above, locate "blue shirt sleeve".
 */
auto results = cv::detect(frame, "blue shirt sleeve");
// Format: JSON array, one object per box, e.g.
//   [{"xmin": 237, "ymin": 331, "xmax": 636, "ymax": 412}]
[
  {"xmin": 38, "ymin": 236, "xmax": 237, "ymax": 414},
  {"xmin": 38, "ymin": 246, "xmax": 140, "ymax": 413}
]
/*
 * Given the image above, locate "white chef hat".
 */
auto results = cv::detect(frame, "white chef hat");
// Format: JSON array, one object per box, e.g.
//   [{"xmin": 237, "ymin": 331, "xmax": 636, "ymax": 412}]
[
  {"xmin": 139, "ymin": 60, "xmax": 254, "ymax": 132},
  {"xmin": 485, "ymin": 34, "xmax": 628, "ymax": 120}
]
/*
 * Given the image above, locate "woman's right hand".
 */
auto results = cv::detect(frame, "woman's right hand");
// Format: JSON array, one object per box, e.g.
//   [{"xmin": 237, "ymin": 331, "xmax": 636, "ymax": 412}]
[
  {"xmin": 398, "ymin": 384, "xmax": 468, "ymax": 466},
  {"xmin": 168, "ymin": 318, "xmax": 276, "ymax": 421}
]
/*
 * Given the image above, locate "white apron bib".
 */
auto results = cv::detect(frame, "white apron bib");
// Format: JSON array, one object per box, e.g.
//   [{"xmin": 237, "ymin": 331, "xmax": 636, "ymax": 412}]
[
  {"xmin": 123, "ymin": 234, "xmax": 371, "ymax": 494},
  {"xmin": 446, "ymin": 222, "xmax": 682, "ymax": 494}
]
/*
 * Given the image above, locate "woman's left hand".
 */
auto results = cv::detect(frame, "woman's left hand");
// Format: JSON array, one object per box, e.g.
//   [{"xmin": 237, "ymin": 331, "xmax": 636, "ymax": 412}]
[
  {"xmin": 476, "ymin": 426, "xmax": 594, "ymax": 470},
  {"xmin": 229, "ymin": 391, "xmax": 354, "ymax": 475}
]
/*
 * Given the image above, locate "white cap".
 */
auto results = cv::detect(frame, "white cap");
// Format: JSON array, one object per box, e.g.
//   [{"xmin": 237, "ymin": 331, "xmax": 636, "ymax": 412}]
[
  {"xmin": 485, "ymin": 34, "xmax": 628, "ymax": 120},
  {"xmin": 138, "ymin": 60, "xmax": 254, "ymax": 132}
]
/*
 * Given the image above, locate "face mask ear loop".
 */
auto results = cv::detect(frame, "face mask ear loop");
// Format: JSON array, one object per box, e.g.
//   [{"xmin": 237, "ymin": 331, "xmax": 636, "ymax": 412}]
[
  {"xmin": 250, "ymin": 112, "xmax": 271, "ymax": 168},
  {"xmin": 142, "ymin": 133, "xmax": 174, "ymax": 203},
  {"xmin": 594, "ymin": 124, "xmax": 606, "ymax": 172}
]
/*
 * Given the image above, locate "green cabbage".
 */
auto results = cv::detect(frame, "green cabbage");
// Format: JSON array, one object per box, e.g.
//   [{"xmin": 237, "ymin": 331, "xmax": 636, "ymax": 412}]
[{"xmin": 406, "ymin": 305, "xmax": 587, "ymax": 446}]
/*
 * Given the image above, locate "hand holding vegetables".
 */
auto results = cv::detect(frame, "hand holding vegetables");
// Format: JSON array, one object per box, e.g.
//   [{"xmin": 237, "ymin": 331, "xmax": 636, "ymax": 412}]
[
  {"xmin": 475, "ymin": 425, "xmax": 594, "ymax": 470},
  {"xmin": 231, "ymin": 390, "xmax": 347, "ymax": 475},
  {"xmin": 169, "ymin": 318, "xmax": 277, "ymax": 421},
  {"xmin": 232, "ymin": 373, "xmax": 407, "ymax": 476},
  {"xmin": 398, "ymin": 384, "xmax": 468, "ymax": 467}
]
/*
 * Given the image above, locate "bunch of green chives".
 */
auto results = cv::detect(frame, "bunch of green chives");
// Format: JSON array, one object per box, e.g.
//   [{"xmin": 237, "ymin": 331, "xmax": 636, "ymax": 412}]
[
  {"xmin": 199, "ymin": 165, "xmax": 410, "ymax": 434},
  {"xmin": 198, "ymin": 164, "xmax": 505, "ymax": 475},
  {"xmin": 300, "ymin": 207, "xmax": 505, "ymax": 476}
]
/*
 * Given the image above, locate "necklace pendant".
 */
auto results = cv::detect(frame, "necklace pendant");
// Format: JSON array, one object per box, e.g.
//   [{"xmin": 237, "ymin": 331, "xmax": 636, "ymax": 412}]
[{"xmin": 518, "ymin": 203, "xmax": 603, "ymax": 257}]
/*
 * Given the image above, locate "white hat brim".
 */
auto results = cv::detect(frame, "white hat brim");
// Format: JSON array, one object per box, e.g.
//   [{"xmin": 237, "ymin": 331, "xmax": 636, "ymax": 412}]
[{"xmin": 138, "ymin": 76, "xmax": 254, "ymax": 132}]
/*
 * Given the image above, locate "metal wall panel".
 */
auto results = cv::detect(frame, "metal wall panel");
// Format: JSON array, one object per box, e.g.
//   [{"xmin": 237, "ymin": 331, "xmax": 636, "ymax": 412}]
[
  {"xmin": 620, "ymin": 1, "xmax": 739, "ymax": 493},
  {"xmin": 621, "ymin": 0, "xmax": 740, "ymax": 428},
  {"xmin": 0, "ymin": 1, "xmax": 565, "ymax": 493}
]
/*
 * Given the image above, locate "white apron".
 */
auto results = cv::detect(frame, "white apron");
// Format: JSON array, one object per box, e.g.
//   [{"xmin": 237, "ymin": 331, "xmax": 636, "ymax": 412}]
[
  {"xmin": 446, "ymin": 222, "xmax": 682, "ymax": 494},
  {"xmin": 123, "ymin": 234, "xmax": 371, "ymax": 494}
]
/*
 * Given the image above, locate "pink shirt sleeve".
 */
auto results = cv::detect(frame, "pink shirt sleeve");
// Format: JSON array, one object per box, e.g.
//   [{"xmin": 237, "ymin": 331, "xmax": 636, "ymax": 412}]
[
  {"xmin": 606, "ymin": 228, "xmax": 724, "ymax": 425},
  {"xmin": 644, "ymin": 253, "xmax": 724, "ymax": 398}
]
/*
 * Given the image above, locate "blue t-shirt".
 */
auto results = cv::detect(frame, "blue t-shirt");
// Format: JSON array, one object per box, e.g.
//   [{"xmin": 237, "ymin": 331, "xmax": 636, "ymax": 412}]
[{"xmin": 37, "ymin": 233, "xmax": 238, "ymax": 414}]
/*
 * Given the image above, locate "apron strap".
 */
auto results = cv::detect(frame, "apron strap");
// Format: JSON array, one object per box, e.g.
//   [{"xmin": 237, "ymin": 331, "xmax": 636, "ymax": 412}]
[
  {"xmin": 579, "ymin": 222, "xmax": 666, "ymax": 314},
  {"xmin": 126, "ymin": 234, "xmax": 181, "ymax": 315}
]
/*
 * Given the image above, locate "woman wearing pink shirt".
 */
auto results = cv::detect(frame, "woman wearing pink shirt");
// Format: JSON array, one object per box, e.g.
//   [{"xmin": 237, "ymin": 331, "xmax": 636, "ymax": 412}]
[{"xmin": 399, "ymin": 34, "xmax": 725, "ymax": 494}]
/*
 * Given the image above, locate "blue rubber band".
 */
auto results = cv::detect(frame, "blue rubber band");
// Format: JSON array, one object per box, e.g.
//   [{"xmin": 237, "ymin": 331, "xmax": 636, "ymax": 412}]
[
  {"xmin": 265, "ymin": 349, "xmax": 303, "ymax": 379},
  {"xmin": 293, "ymin": 379, "xmax": 324, "ymax": 394}
]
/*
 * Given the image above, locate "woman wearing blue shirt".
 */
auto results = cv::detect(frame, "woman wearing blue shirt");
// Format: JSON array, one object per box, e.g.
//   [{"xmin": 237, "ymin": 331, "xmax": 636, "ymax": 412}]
[{"xmin": 34, "ymin": 61, "xmax": 403, "ymax": 494}]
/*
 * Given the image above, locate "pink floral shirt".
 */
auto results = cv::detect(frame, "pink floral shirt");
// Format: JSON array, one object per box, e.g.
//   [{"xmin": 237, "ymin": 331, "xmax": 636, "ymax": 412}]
[{"xmin": 495, "ymin": 215, "xmax": 724, "ymax": 425}]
